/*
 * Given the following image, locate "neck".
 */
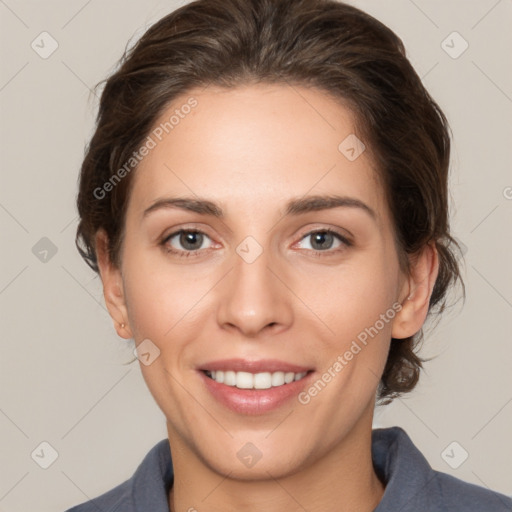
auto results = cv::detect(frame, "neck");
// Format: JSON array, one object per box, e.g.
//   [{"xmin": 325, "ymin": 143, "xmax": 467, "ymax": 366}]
[{"xmin": 167, "ymin": 409, "xmax": 384, "ymax": 512}]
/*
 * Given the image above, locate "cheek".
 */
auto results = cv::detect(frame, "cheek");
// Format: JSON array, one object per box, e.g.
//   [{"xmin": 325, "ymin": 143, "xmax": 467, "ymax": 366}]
[
  {"xmin": 122, "ymin": 248, "xmax": 212, "ymax": 341},
  {"xmin": 121, "ymin": 256, "xmax": 213, "ymax": 406},
  {"xmin": 295, "ymin": 263, "xmax": 399, "ymax": 417},
  {"xmin": 298, "ymin": 256, "xmax": 400, "ymax": 347}
]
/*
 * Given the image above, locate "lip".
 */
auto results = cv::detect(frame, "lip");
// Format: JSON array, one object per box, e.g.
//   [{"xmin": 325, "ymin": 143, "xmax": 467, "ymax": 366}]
[
  {"xmin": 199, "ymin": 358, "xmax": 312, "ymax": 374},
  {"xmin": 198, "ymin": 359, "xmax": 315, "ymax": 415}
]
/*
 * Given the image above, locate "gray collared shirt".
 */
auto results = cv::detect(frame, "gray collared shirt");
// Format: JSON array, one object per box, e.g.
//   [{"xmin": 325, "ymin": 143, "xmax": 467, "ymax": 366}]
[{"xmin": 65, "ymin": 426, "xmax": 512, "ymax": 511}]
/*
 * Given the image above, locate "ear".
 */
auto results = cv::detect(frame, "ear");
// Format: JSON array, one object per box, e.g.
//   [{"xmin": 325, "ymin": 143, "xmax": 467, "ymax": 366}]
[
  {"xmin": 95, "ymin": 229, "xmax": 133, "ymax": 339},
  {"xmin": 392, "ymin": 242, "xmax": 439, "ymax": 340}
]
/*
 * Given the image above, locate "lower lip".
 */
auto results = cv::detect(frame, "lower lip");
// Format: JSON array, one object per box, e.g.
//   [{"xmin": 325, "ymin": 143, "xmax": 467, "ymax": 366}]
[{"xmin": 199, "ymin": 371, "xmax": 314, "ymax": 415}]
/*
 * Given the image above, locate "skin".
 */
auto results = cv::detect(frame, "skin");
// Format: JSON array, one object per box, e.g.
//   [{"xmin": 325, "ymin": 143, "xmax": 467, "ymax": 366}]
[{"xmin": 96, "ymin": 84, "xmax": 439, "ymax": 512}]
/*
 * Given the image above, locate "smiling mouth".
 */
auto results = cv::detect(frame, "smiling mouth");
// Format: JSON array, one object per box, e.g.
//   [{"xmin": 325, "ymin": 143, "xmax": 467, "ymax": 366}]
[{"xmin": 203, "ymin": 370, "xmax": 310, "ymax": 390}]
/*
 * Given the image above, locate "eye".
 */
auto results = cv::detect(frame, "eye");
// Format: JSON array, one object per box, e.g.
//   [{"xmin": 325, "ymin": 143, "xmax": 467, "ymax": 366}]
[
  {"xmin": 162, "ymin": 229, "xmax": 214, "ymax": 256},
  {"xmin": 295, "ymin": 229, "xmax": 351, "ymax": 253}
]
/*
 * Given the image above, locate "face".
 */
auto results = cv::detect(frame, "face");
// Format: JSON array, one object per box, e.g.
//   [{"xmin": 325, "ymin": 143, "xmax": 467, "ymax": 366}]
[{"xmin": 99, "ymin": 84, "xmax": 428, "ymax": 480}]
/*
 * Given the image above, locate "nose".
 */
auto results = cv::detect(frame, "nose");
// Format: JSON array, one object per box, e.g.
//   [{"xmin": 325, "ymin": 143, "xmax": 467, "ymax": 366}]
[{"xmin": 216, "ymin": 245, "xmax": 294, "ymax": 338}]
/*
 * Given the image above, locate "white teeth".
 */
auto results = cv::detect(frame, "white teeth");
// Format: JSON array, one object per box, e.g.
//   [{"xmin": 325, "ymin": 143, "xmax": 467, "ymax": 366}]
[
  {"xmin": 206, "ymin": 370, "xmax": 308, "ymax": 389},
  {"xmin": 271, "ymin": 371, "xmax": 285, "ymax": 387},
  {"xmin": 254, "ymin": 372, "xmax": 272, "ymax": 389},
  {"xmin": 224, "ymin": 370, "xmax": 236, "ymax": 386},
  {"xmin": 236, "ymin": 371, "xmax": 254, "ymax": 389}
]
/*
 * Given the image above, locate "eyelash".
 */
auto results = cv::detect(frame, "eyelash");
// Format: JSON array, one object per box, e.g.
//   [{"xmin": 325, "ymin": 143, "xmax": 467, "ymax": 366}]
[
  {"xmin": 160, "ymin": 228, "xmax": 352, "ymax": 259},
  {"xmin": 296, "ymin": 228, "xmax": 352, "ymax": 257}
]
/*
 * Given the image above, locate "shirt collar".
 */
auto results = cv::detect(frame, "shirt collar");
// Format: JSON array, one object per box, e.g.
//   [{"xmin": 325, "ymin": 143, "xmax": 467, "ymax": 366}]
[
  {"xmin": 128, "ymin": 426, "xmax": 433, "ymax": 511},
  {"xmin": 372, "ymin": 426, "xmax": 436, "ymax": 511},
  {"xmin": 132, "ymin": 438, "xmax": 174, "ymax": 511}
]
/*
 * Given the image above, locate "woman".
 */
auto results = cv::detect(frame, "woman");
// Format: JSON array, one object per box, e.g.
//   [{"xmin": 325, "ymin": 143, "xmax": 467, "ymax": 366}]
[{"xmin": 67, "ymin": 0, "xmax": 511, "ymax": 510}]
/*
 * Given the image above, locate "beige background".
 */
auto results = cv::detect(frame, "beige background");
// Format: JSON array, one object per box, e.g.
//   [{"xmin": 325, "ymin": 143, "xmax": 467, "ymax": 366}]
[{"xmin": 0, "ymin": 0, "xmax": 511, "ymax": 510}]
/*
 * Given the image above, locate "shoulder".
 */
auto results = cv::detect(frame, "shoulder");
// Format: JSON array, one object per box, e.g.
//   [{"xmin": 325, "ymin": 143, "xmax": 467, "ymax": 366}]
[
  {"xmin": 372, "ymin": 426, "xmax": 512, "ymax": 511},
  {"xmin": 63, "ymin": 438, "xmax": 173, "ymax": 512},
  {"xmin": 64, "ymin": 480, "xmax": 132, "ymax": 512},
  {"xmin": 432, "ymin": 469, "xmax": 512, "ymax": 511}
]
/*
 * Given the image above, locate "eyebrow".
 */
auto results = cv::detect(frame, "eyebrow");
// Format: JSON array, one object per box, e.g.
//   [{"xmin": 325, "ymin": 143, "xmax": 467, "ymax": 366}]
[{"xmin": 142, "ymin": 194, "xmax": 376, "ymax": 221}]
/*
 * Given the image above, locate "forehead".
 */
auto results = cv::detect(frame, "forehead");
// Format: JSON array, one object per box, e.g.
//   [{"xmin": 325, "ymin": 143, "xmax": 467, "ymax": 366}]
[{"xmin": 129, "ymin": 83, "xmax": 386, "ymax": 221}]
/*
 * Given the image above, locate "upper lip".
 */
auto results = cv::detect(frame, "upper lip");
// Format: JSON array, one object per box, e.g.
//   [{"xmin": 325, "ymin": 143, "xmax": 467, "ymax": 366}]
[{"xmin": 199, "ymin": 358, "xmax": 313, "ymax": 374}]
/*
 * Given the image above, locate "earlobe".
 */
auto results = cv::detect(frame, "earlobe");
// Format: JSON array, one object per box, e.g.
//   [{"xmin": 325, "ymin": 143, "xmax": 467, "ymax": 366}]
[
  {"xmin": 95, "ymin": 229, "xmax": 133, "ymax": 340},
  {"xmin": 392, "ymin": 243, "xmax": 439, "ymax": 340}
]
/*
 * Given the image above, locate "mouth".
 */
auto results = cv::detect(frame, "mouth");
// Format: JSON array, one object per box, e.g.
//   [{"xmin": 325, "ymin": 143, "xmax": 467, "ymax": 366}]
[
  {"xmin": 198, "ymin": 359, "xmax": 315, "ymax": 415},
  {"xmin": 203, "ymin": 369, "xmax": 309, "ymax": 389}
]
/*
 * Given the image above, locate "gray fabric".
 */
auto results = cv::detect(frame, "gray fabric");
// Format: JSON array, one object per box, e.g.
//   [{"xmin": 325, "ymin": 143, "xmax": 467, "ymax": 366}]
[{"xmin": 65, "ymin": 426, "xmax": 512, "ymax": 511}]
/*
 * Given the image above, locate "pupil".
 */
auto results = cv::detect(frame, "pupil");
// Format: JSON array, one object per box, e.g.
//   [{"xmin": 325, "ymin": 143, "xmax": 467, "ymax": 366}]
[
  {"xmin": 312, "ymin": 232, "xmax": 333, "ymax": 250},
  {"xmin": 181, "ymin": 231, "xmax": 202, "ymax": 250}
]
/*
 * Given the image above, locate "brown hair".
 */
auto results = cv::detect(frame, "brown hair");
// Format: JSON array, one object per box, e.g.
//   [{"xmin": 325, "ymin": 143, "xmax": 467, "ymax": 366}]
[{"xmin": 76, "ymin": 0, "xmax": 463, "ymax": 402}]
